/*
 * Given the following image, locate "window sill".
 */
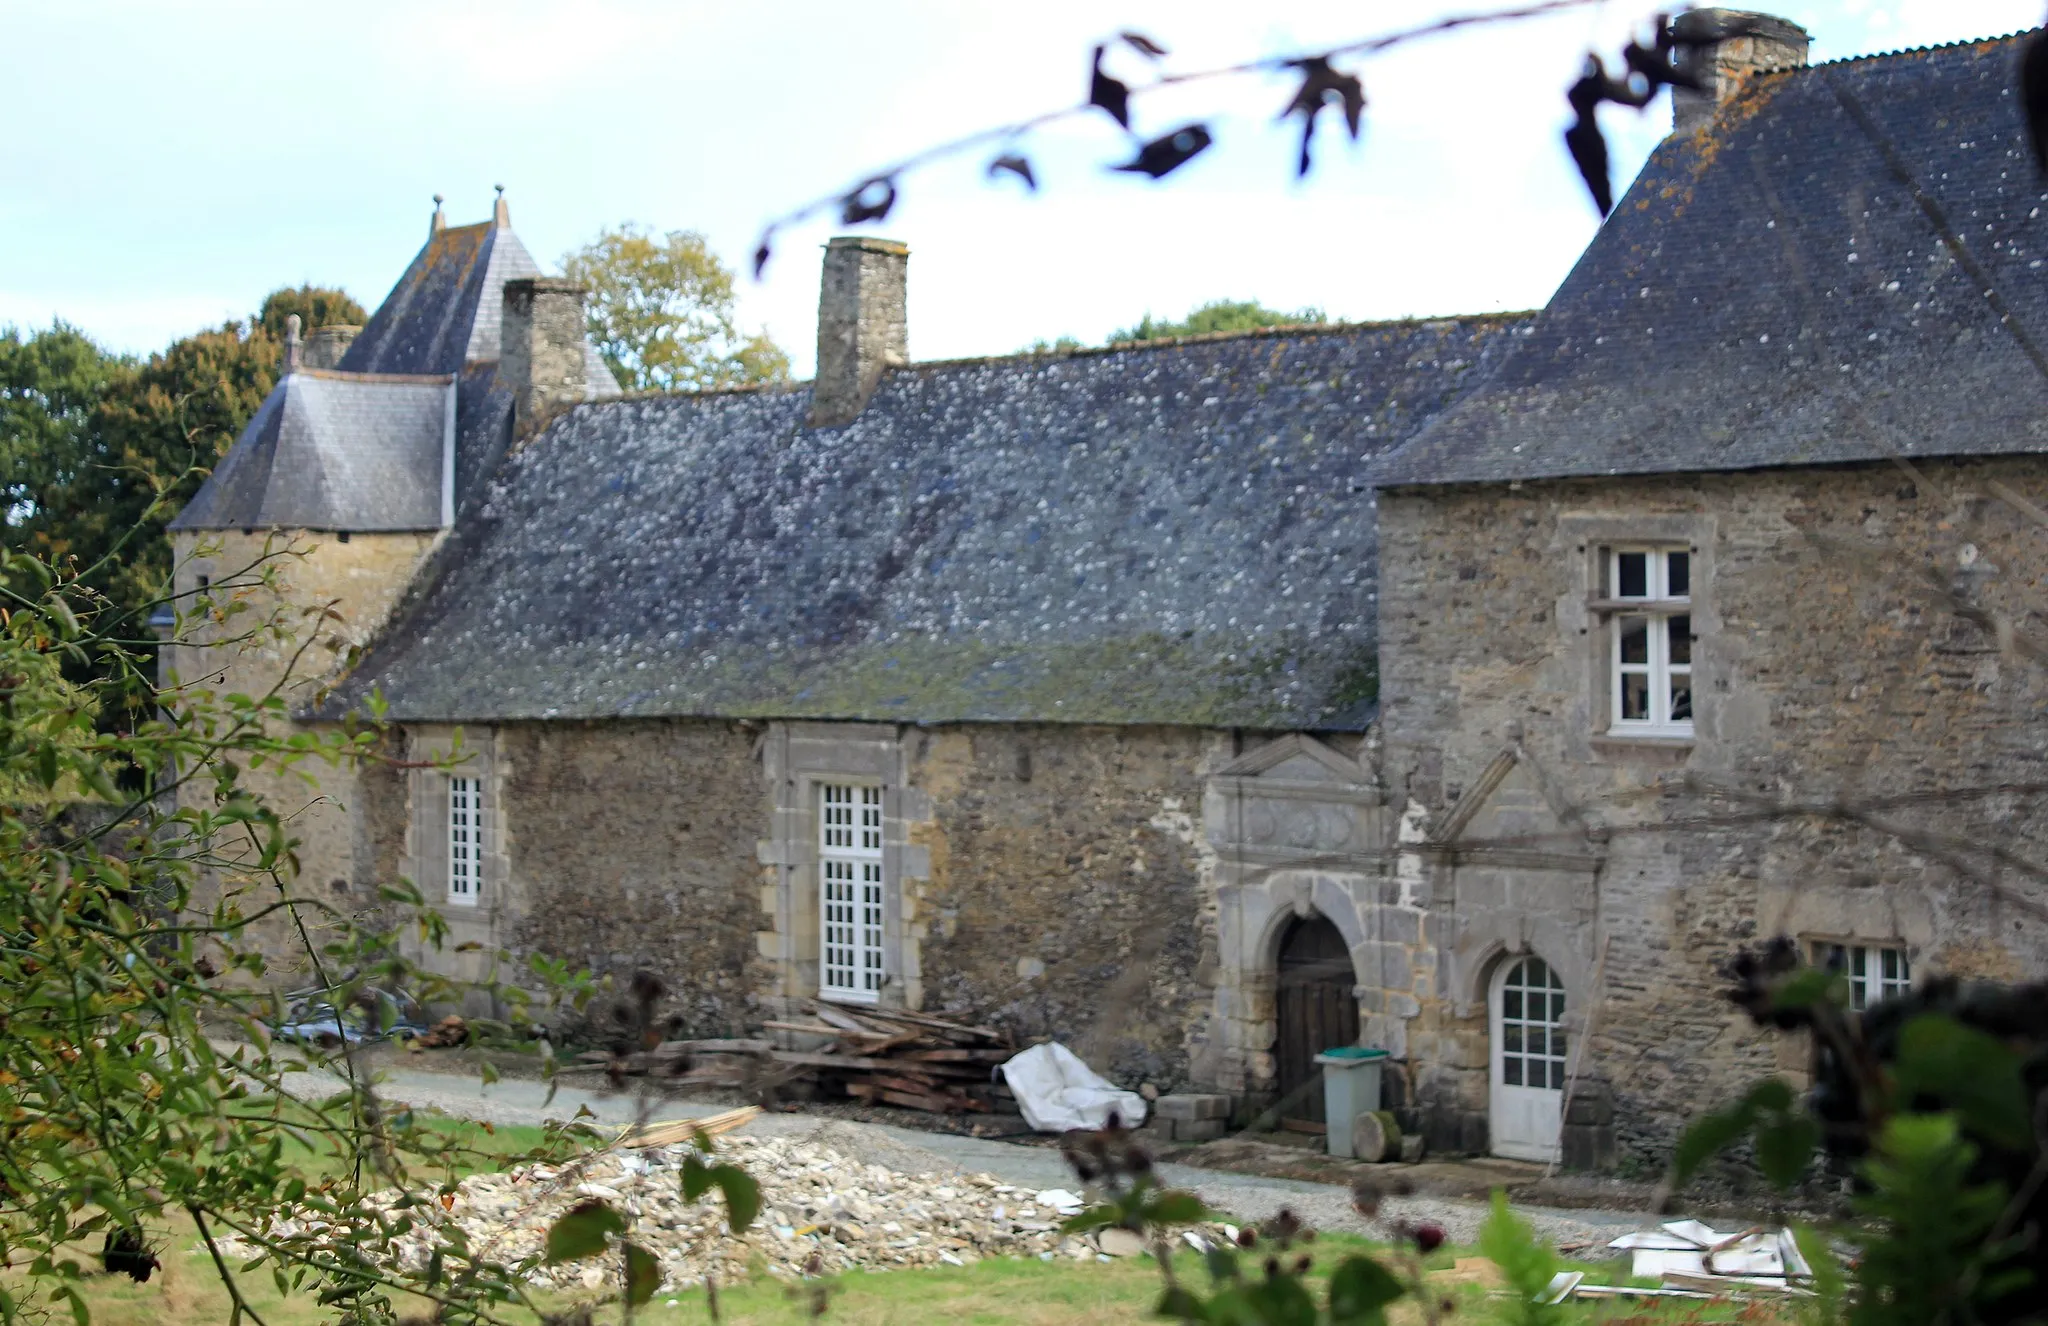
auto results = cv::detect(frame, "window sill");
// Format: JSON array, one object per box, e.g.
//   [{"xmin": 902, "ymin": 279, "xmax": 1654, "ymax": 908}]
[
  {"xmin": 818, "ymin": 990, "xmax": 882, "ymax": 1007},
  {"xmin": 1590, "ymin": 733, "xmax": 1696, "ymax": 760},
  {"xmin": 1586, "ymin": 597, "xmax": 1691, "ymax": 614}
]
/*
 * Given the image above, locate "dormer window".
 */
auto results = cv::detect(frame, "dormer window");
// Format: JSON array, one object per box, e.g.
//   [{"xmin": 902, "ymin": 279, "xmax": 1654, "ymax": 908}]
[{"xmin": 1606, "ymin": 548, "xmax": 1692, "ymax": 737}]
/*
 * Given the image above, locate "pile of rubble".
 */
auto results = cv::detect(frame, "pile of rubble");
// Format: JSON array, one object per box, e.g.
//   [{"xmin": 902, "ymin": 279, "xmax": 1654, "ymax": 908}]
[{"xmin": 219, "ymin": 1126, "xmax": 1223, "ymax": 1294}]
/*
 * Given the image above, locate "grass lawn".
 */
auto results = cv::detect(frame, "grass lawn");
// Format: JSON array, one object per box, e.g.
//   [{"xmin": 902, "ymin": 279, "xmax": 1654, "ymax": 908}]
[{"xmin": 9, "ymin": 1111, "xmax": 1797, "ymax": 1325}]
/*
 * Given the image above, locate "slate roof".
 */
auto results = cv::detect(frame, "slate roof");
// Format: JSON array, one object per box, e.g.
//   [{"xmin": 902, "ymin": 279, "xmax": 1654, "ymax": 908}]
[
  {"xmin": 1375, "ymin": 34, "xmax": 2048, "ymax": 487},
  {"xmin": 175, "ymin": 205, "xmax": 614, "ymax": 533},
  {"xmin": 169, "ymin": 370, "xmax": 454, "ymax": 532},
  {"xmin": 327, "ymin": 317, "xmax": 1526, "ymax": 728},
  {"xmin": 339, "ymin": 216, "xmax": 619, "ymax": 393}
]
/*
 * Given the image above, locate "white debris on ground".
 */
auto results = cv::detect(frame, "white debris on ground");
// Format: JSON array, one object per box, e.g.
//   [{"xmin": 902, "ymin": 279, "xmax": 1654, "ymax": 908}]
[{"xmin": 217, "ymin": 1132, "xmax": 1226, "ymax": 1294}]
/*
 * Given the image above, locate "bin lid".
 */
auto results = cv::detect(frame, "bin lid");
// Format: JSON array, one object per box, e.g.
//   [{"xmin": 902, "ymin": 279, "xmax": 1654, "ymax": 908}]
[{"xmin": 1314, "ymin": 1046, "xmax": 1388, "ymax": 1064}]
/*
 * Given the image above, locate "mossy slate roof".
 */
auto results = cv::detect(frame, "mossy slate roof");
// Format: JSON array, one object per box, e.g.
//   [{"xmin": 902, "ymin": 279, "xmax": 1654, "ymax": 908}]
[
  {"xmin": 1377, "ymin": 35, "xmax": 2048, "ymax": 487},
  {"xmin": 330, "ymin": 317, "xmax": 1525, "ymax": 728}
]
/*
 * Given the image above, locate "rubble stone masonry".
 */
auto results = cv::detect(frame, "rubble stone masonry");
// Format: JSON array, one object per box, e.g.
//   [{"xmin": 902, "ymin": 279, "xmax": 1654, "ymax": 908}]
[{"xmin": 1377, "ymin": 458, "xmax": 2048, "ymax": 1164}]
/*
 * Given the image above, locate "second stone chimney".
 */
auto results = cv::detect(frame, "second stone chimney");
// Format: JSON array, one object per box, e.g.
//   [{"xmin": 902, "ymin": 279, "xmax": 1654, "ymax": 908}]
[
  {"xmin": 809, "ymin": 236, "xmax": 908, "ymax": 428},
  {"xmin": 1670, "ymin": 9, "xmax": 1809, "ymax": 133},
  {"xmin": 501, "ymin": 277, "xmax": 589, "ymax": 438}
]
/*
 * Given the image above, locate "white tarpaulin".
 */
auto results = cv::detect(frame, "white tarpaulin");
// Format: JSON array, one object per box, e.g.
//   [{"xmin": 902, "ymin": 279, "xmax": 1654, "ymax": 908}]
[{"xmin": 999, "ymin": 1042, "xmax": 1149, "ymax": 1133}]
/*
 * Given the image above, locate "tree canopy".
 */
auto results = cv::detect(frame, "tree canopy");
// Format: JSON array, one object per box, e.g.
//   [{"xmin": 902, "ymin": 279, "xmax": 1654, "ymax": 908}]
[
  {"xmin": 562, "ymin": 225, "xmax": 790, "ymax": 393},
  {"xmin": 256, "ymin": 284, "xmax": 368, "ymax": 341},
  {"xmin": 0, "ymin": 284, "xmax": 360, "ymax": 710},
  {"xmin": 1108, "ymin": 299, "xmax": 1326, "ymax": 346}
]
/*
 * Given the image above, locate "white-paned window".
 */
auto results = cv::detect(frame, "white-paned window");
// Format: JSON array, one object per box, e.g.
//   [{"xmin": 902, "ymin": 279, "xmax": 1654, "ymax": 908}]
[
  {"xmin": 819, "ymin": 783, "xmax": 884, "ymax": 1001},
  {"xmin": 1609, "ymin": 547, "xmax": 1693, "ymax": 737},
  {"xmin": 1813, "ymin": 942, "xmax": 1911, "ymax": 1011},
  {"xmin": 448, "ymin": 775, "xmax": 483, "ymax": 906}
]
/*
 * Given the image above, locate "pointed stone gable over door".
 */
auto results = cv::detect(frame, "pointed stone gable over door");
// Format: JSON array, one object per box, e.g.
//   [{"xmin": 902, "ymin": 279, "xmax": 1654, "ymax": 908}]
[{"xmin": 1417, "ymin": 740, "xmax": 1605, "ymax": 1016}]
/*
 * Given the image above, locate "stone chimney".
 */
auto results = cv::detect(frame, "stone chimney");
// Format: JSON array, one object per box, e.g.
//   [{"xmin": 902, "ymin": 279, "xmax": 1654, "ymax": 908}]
[
  {"xmin": 809, "ymin": 236, "xmax": 908, "ymax": 428},
  {"xmin": 282, "ymin": 314, "xmax": 303, "ymax": 373},
  {"xmin": 501, "ymin": 277, "xmax": 589, "ymax": 438},
  {"xmin": 1670, "ymin": 9, "xmax": 1809, "ymax": 134},
  {"xmin": 301, "ymin": 325, "xmax": 360, "ymax": 371}
]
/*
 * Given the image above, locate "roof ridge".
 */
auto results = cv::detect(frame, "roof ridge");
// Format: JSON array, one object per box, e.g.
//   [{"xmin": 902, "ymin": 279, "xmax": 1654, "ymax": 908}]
[
  {"xmin": 1801, "ymin": 29, "xmax": 2027, "ymax": 72},
  {"xmin": 905, "ymin": 310, "xmax": 1539, "ymax": 373},
  {"xmin": 294, "ymin": 368, "xmax": 456, "ymax": 386}
]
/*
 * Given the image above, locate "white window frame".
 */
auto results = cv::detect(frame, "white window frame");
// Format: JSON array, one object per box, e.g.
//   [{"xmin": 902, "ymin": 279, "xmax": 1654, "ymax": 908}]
[
  {"xmin": 1813, "ymin": 941, "xmax": 1911, "ymax": 1011},
  {"xmin": 818, "ymin": 782, "xmax": 884, "ymax": 1002},
  {"xmin": 448, "ymin": 774, "xmax": 483, "ymax": 907},
  {"xmin": 1607, "ymin": 547, "xmax": 1694, "ymax": 738}
]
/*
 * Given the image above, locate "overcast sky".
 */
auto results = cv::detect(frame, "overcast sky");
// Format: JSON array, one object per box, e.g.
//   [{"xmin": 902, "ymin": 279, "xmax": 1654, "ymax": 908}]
[{"xmin": 2, "ymin": 0, "xmax": 2038, "ymax": 376}]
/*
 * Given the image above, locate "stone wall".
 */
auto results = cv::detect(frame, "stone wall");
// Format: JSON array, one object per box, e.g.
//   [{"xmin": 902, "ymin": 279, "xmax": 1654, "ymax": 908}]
[
  {"xmin": 901, "ymin": 723, "xmax": 1231, "ymax": 1089},
  {"xmin": 166, "ymin": 527, "xmax": 439, "ymax": 973},
  {"xmin": 385, "ymin": 717, "xmax": 1233, "ymax": 1087},
  {"xmin": 1376, "ymin": 458, "xmax": 2048, "ymax": 1165}
]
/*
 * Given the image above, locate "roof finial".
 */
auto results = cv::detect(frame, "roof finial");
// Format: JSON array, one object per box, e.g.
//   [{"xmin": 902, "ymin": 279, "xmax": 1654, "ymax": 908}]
[
  {"xmin": 493, "ymin": 183, "xmax": 509, "ymax": 228},
  {"xmin": 283, "ymin": 314, "xmax": 303, "ymax": 374},
  {"xmin": 430, "ymin": 192, "xmax": 446, "ymax": 236}
]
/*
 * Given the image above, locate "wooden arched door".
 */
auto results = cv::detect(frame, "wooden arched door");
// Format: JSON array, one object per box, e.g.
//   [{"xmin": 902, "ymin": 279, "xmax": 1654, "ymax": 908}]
[{"xmin": 1274, "ymin": 913, "xmax": 1360, "ymax": 1127}]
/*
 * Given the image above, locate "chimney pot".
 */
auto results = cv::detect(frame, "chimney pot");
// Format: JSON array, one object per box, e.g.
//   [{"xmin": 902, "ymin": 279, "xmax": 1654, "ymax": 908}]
[
  {"xmin": 809, "ymin": 236, "xmax": 908, "ymax": 428},
  {"xmin": 431, "ymin": 193, "xmax": 446, "ymax": 236},
  {"xmin": 501, "ymin": 277, "xmax": 589, "ymax": 439},
  {"xmin": 1670, "ymin": 9, "xmax": 1809, "ymax": 133}
]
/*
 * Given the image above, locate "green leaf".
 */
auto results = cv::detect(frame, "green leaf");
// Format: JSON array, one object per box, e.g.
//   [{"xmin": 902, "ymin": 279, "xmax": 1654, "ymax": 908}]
[
  {"xmin": 1771, "ymin": 966, "xmax": 1842, "ymax": 1012},
  {"xmin": 1326, "ymin": 1254, "xmax": 1406, "ymax": 1323},
  {"xmin": 1202, "ymin": 1246, "xmax": 1241, "ymax": 1285},
  {"xmin": 1238, "ymin": 1273, "xmax": 1319, "ymax": 1326},
  {"xmin": 1755, "ymin": 1112, "xmax": 1820, "ymax": 1190},
  {"xmin": 714, "ymin": 1165, "xmax": 761, "ymax": 1234},
  {"xmin": 1894, "ymin": 1014, "xmax": 2033, "ymax": 1150},
  {"xmin": 1060, "ymin": 1206, "xmax": 1121, "ymax": 1234},
  {"xmin": 1154, "ymin": 1285, "xmax": 1214, "ymax": 1322},
  {"xmin": 543, "ymin": 1199, "xmax": 626, "ymax": 1263},
  {"xmin": 1747, "ymin": 1077, "xmax": 1795, "ymax": 1113},
  {"xmin": 681, "ymin": 1155, "xmax": 714, "ymax": 1203},
  {"xmin": 623, "ymin": 1241, "xmax": 661, "ymax": 1307},
  {"xmin": 1671, "ymin": 1099, "xmax": 1756, "ymax": 1187},
  {"xmin": 1477, "ymin": 1191, "xmax": 1564, "ymax": 1326},
  {"xmin": 1144, "ymin": 1191, "xmax": 1209, "ymax": 1226}
]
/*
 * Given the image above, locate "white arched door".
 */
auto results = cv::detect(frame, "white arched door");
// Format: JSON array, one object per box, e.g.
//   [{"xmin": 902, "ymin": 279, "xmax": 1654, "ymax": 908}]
[{"xmin": 1490, "ymin": 955, "xmax": 1567, "ymax": 1162}]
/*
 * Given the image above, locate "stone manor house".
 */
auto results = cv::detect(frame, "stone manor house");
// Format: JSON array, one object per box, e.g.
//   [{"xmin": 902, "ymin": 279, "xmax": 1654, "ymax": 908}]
[{"xmin": 167, "ymin": 14, "xmax": 2048, "ymax": 1166}]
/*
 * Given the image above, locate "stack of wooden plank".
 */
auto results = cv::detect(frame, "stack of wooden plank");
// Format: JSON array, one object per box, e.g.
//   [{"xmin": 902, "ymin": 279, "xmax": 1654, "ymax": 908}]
[{"xmin": 759, "ymin": 1001, "xmax": 1016, "ymax": 1115}]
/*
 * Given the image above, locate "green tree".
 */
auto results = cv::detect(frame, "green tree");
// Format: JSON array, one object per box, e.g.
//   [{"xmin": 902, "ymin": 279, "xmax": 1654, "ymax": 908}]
[
  {"xmin": 0, "ymin": 538, "xmax": 619, "ymax": 1325},
  {"xmin": 562, "ymin": 224, "xmax": 790, "ymax": 392},
  {"xmin": 1110, "ymin": 299, "xmax": 1326, "ymax": 345},
  {"xmin": 2, "ymin": 287, "xmax": 355, "ymax": 714},
  {"xmin": 256, "ymin": 284, "xmax": 367, "ymax": 341}
]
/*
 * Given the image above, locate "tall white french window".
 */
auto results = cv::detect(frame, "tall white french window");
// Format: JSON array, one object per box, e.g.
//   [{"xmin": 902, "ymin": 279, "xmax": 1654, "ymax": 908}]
[
  {"xmin": 448, "ymin": 775, "xmax": 483, "ymax": 906},
  {"xmin": 819, "ymin": 783, "xmax": 884, "ymax": 1001},
  {"xmin": 1609, "ymin": 547, "xmax": 1693, "ymax": 736}
]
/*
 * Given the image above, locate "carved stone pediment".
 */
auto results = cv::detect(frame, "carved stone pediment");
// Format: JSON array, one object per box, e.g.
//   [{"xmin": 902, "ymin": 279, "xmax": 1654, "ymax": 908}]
[
  {"xmin": 1427, "ymin": 744, "xmax": 1603, "ymax": 872},
  {"xmin": 1208, "ymin": 734, "xmax": 1384, "ymax": 867}
]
